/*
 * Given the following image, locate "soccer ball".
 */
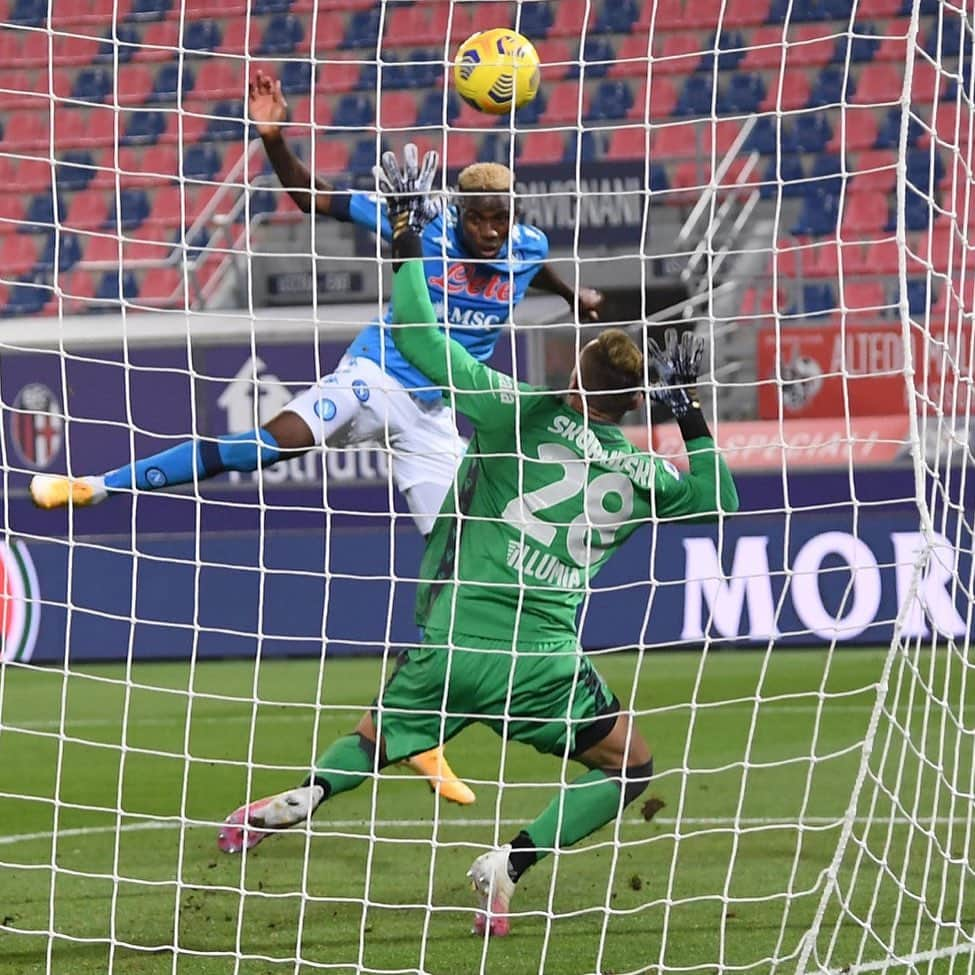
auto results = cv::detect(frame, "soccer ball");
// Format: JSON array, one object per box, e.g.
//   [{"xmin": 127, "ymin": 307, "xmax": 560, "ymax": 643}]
[{"xmin": 453, "ymin": 28, "xmax": 541, "ymax": 115}]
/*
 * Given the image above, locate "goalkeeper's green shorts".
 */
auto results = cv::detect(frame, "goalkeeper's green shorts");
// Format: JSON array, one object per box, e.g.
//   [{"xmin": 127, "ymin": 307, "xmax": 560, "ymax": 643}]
[{"xmin": 374, "ymin": 633, "xmax": 619, "ymax": 763}]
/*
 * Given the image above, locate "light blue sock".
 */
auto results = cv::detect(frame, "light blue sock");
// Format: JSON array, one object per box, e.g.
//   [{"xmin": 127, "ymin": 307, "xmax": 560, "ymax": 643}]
[{"xmin": 104, "ymin": 429, "xmax": 281, "ymax": 492}]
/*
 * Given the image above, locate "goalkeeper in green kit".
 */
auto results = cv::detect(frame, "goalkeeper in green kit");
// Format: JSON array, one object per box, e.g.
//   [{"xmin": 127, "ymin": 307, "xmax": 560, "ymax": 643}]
[{"xmin": 217, "ymin": 146, "xmax": 740, "ymax": 937}]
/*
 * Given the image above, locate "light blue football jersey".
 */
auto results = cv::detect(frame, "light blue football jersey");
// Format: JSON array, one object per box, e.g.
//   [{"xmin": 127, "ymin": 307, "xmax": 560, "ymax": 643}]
[{"xmin": 342, "ymin": 192, "xmax": 549, "ymax": 403}]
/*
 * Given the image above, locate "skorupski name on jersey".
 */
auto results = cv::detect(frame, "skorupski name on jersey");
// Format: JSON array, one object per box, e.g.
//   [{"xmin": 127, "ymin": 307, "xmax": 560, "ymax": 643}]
[{"xmin": 547, "ymin": 415, "xmax": 656, "ymax": 491}]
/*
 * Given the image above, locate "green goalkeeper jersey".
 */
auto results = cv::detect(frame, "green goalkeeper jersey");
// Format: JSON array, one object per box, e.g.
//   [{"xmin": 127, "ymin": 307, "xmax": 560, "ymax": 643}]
[{"xmin": 390, "ymin": 260, "xmax": 739, "ymax": 647}]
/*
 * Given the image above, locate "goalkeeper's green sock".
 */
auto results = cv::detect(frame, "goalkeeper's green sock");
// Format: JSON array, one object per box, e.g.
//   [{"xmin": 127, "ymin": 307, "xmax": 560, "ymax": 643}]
[
  {"xmin": 508, "ymin": 761, "xmax": 653, "ymax": 881},
  {"xmin": 307, "ymin": 733, "xmax": 379, "ymax": 800}
]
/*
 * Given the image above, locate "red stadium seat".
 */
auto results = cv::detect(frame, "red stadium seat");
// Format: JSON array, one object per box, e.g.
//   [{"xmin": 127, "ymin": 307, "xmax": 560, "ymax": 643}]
[
  {"xmin": 18, "ymin": 157, "xmax": 53, "ymax": 191},
  {"xmin": 65, "ymin": 189, "xmax": 109, "ymax": 231},
  {"xmin": 862, "ymin": 237, "xmax": 900, "ymax": 274},
  {"xmin": 549, "ymin": 0, "xmax": 594, "ymax": 38},
  {"xmin": 672, "ymin": 160, "xmax": 706, "ymax": 193},
  {"xmin": 193, "ymin": 55, "xmax": 247, "ymax": 100},
  {"xmin": 91, "ymin": 0, "xmax": 134, "ymax": 18},
  {"xmin": 138, "ymin": 267, "xmax": 185, "ymax": 305},
  {"xmin": 310, "ymin": 138, "xmax": 352, "ymax": 176},
  {"xmin": 453, "ymin": 99, "xmax": 502, "ymax": 129},
  {"xmin": 911, "ymin": 60, "xmax": 944, "ymax": 104},
  {"xmin": 124, "ymin": 236, "xmax": 175, "ymax": 263},
  {"xmin": 842, "ymin": 280, "xmax": 888, "ymax": 312},
  {"xmin": 146, "ymin": 185, "xmax": 190, "ymax": 232},
  {"xmin": 5, "ymin": 109, "xmax": 48, "ymax": 150},
  {"xmin": 855, "ymin": 0, "xmax": 902, "ymax": 13},
  {"xmin": 654, "ymin": 33, "xmax": 704, "ymax": 76},
  {"xmin": 53, "ymin": 33, "xmax": 101, "ymax": 67},
  {"xmin": 628, "ymin": 78, "xmax": 678, "ymax": 122},
  {"xmin": 379, "ymin": 91, "xmax": 417, "ymax": 129},
  {"xmin": 874, "ymin": 21, "xmax": 909, "ymax": 61},
  {"xmin": 519, "ymin": 130, "xmax": 567, "ymax": 165},
  {"xmin": 384, "ymin": 4, "xmax": 431, "ymax": 47},
  {"xmin": 315, "ymin": 58, "xmax": 361, "ymax": 96},
  {"xmin": 444, "ymin": 131, "xmax": 478, "ymax": 170},
  {"xmin": 853, "ymin": 63, "xmax": 903, "ymax": 106},
  {"xmin": 13, "ymin": 31, "xmax": 49, "ymax": 68},
  {"xmin": 142, "ymin": 144, "xmax": 181, "ymax": 182},
  {"xmin": 448, "ymin": 5, "xmax": 476, "ymax": 43},
  {"xmin": 635, "ymin": 0, "xmax": 685, "ymax": 31},
  {"xmin": 724, "ymin": 0, "xmax": 771, "ymax": 26},
  {"xmin": 136, "ymin": 20, "xmax": 181, "ymax": 63},
  {"xmin": 760, "ymin": 70, "xmax": 810, "ymax": 111},
  {"xmin": 740, "ymin": 26, "xmax": 784, "ymax": 70},
  {"xmin": 118, "ymin": 64, "xmax": 155, "ymax": 105},
  {"xmin": 61, "ymin": 268, "xmax": 97, "ymax": 312},
  {"xmin": 0, "ymin": 234, "xmax": 40, "ymax": 275},
  {"xmin": 609, "ymin": 34, "xmax": 651, "ymax": 79},
  {"xmin": 535, "ymin": 38, "xmax": 574, "ymax": 82},
  {"xmin": 539, "ymin": 79, "xmax": 586, "ymax": 125},
  {"xmin": 841, "ymin": 191, "xmax": 889, "ymax": 234},
  {"xmin": 302, "ymin": 12, "xmax": 348, "ymax": 57},
  {"xmin": 849, "ymin": 150, "xmax": 896, "ymax": 193},
  {"xmin": 0, "ymin": 190, "xmax": 24, "ymax": 232},
  {"xmin": 651, "ymin": 121, "xmax": 701, "ymax": 159},
  {"xmin": 785, "ymin": 24, "xmax": 836, "ymax": 68},
  {"xmin": 80, "ymin": 232, "xmax": 122, "ymax": 264},
  {"xmin": 827, "ymin": 105, "xmax": 879, "ymax": 151}
]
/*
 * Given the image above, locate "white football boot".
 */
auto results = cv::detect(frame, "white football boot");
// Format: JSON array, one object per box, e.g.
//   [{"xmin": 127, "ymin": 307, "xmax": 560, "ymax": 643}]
[
  {"xmin": 217, "ymin": 784, "xmax": 324, "ymax": 854},
  {"xmin": 30, "ymin": 475, "xmax": 107, "ymax": 510},
  {"xmin": 467, "ymin": 844, "xmax": 516, "ymax": 937}
]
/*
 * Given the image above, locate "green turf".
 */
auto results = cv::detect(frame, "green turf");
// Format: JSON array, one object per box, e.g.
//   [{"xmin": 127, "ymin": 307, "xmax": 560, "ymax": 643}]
[{"xmin": 0, "ymin": 648, "xmax": 973, "ymax": 975}]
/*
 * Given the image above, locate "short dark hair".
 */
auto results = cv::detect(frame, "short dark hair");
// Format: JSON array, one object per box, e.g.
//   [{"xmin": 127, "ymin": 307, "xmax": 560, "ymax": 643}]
[{"xmin": 578, "ymin": 328, "xmax": 644, "ymax": 419}]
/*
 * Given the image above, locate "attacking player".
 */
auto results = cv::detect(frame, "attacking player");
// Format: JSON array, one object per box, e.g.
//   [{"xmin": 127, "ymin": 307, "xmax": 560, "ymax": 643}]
[
  {"xmin": 28, "ymin": 71, "xmax": 602, "ymax": 806},
  {"xmin": 214, "ymin": 147, "xmax": 739, "ymax": 938}
]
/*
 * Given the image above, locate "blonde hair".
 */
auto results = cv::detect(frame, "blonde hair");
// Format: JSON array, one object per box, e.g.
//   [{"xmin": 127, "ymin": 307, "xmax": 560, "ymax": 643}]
[
  {"xmin": 579, "ymin": 328, "xmax": 644, "ymax": 418},
  {"xmin": 457, "ymin": 162, "xmax": 513, "ymax": 194}
]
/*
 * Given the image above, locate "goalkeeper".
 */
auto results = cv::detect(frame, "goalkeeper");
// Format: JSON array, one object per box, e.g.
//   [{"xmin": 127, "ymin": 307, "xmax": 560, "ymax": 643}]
[{"xmin": 216, "ymin": 147, "xmax": 739, "ymax": 937}]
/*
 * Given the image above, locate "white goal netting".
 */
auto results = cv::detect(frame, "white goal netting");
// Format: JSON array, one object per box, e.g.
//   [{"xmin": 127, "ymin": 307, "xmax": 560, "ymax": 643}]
[{"xmin": 0, "ymin": 1, "xmax": 972, "ymax": 974}]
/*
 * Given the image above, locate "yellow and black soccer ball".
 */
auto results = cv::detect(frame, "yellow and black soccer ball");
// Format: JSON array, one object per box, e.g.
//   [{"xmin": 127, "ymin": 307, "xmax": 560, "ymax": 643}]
[{"xmin": 453, "ymin": 28, "xmax": 541, "ymax": 115}]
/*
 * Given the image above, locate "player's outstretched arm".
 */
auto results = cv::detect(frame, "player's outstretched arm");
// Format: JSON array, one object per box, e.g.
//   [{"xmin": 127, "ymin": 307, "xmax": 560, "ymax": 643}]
[
  {"xmin": 532, "ymin": 262, "xmax": 604, "ymax": 322},
  {"xmin": 648, "ymin": 328, "xmax": 739, "ymax": 520},
  {"xmin": 250, "ymin": 70, "xmax": 338, "ymax": 217},
  {"xmin": 379, "ymin": 146, "xmax": 524, "ymax": 430}
]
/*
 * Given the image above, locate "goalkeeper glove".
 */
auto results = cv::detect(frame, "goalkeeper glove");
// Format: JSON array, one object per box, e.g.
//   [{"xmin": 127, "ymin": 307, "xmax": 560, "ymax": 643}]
[
  {"xmin": 373, "ymin": 143, "xmax": 440, "ymax": 240},
  {"xmin": 647, "ymin": 327, "xmax": 704, "ymax": 419}
]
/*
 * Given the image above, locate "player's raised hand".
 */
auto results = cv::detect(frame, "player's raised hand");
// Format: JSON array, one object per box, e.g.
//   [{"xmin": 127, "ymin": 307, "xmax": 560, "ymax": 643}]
[
  {"xmin": 374, "ymin": 143, "xmax": 440, "ymax": 239},
  {"xmin": 647, "ymin": 327, "xmax": 704, "ymax": 418},
  {"xmin": 248, "ymin": 70, "xmax": 288, "ymax": 138},
  {"xmin": 577, "ymin": 286, "xmax": 605, "ymax": 322}
]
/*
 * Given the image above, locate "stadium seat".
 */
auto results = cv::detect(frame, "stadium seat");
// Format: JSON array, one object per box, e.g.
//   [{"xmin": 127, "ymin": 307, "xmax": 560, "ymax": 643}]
[
  {"xmin": 4, "ymin": 276, "xmax": 50, "ymax": 315},
  {"xmin": 608, "ymin": 34, "xmax": 650, "ymax": 78},
  {"xmin": 861, "ymin": 237, "xmax": 900, "ymax": 274},
  {"xmin": 791, "ymin": 186, "xmax": 840, "ymax": 234},
  {"xmin": 37, "ymin": 232, "xmax": 83, "ymax": 272},
  {"xmin": 94, "ymin": 24, "xmax": 141, "ymax": 64},
  {"xmin": 744, "ymin": 116, "xmax": 793, "ymax": 154},
  {"xmin": 23, "ymin": 191, "xmax": 66, "ymax": 231},
  {"xmin": 836, "ymin": 22, "xmax": 880, "ymax": 63},
  {"xmin": 443, "ymin": 132, "xmax": 478, "ymax": 171},
  {"xmin": 0, "ymin": 234, "xmax": 40, "ymax": 275},
  {"xmin": 842, "ymin": 280, "xmax": 887, "ymax": 312},
  {"xmin": 5, "ymin": 109, "xmax": 47, "ymax": 150},
  {"xmin": 80, "ymin": 232, "xmax": 123, "ymax": 264},
  {"xmin": 9, "ymin": 0, "xmax": 45, "ymax": 25},
  {"xmin": 134, "ymin": 19, "xmax": 179, "ymax": 61},
  {"xmin": 518, "ymin": 1, "xmax": 554, "ymax": 39},
  {"xmin": 60, "ymin": 268, "xmax": 97, "ymax": 312},
  {"xmin": 192, "ymin": 56, "xmax": 245, "ymax": 100},
  {"xmin": 314, "ymin": 58, "xmax": 361, "ymax": 95},
  {"xmin": 606, "ymin": 127, "xmax": 647, "ymax": 162},
  {"xmin": 0, "ymin": 191, "xmax": 25, "ymax": 232},
  {"xmin": 923, "ymin": 17, "xmax": 962, "ymax": 58},
  {"xmin": 784, "ymin": 24, "xmax": 836, "ymax": 69},
  {"xmin": 634, "ymin": 0, "xmax": 684, "ymax": 31},
  {"xmin": 146, "ymin": 185, "xmax": 190, "ymax": 231},
  {"xmin": 12, "ymin": 30, "xmax": 48, "ymax": 67},
  {"xmin": 300, "ymin": 12, "xmax": 346, "ymax": 57},
  {"xmin": 760, "ymin": 154, "xmax": 805, "ymax": 198},
  {"xmin": 447, "ymin": 5, "xmax": 476, "ymax": 43},
  {"xmin": 718, "ymin": 73, "xmax": 766, "ymax": 114},
  {"xmin": 587, "ymin": 81, "xmax": 634, "ymax": 121},
  {"xmin": 904, "ymin": 279, "xmax": 932, "ymax": 317},
  {"xmin": 519, "ymin": 130, "xmax": 567, "ymax": 165},
  {"xmin": 593, "ymin": 0, "xmax": 639, "ymax": 34},
  {"xmin": 740, "ymin": 26, "xmax": 785, "ymax": 69},
  {"xmin": 217, "ymin": 17, "xmax": 260, "ymax": 56},
  {"xmin": 259, "ymin": 13, "xmax": 304, "ymax": 55},
  {"xmin": 760, "ymin": 70, "xmax": 810, "ymax": 111},
  {"xmin": 138, "ymin": 267, "xmax": 184, "ymax": 304},
  {"xmin": 874, "ymin": 107, "xmax": 921, "ymax": 149},
  {"xmin": 453, "ymin": 99, "xmax": 501, "ymax": 129},
  {"xmin": 206, "ymin": 100, "xmax": 245, "ymax": 141},
  {"xmin": 792, "ymin": 113, "xmax": 831, "ymax": 153},
  {"xmin": 105, "ymin": 187, "xmax": 151, "ymax": 231},
  {"xmin": 349, "ymin": 138, "xmax": 382, "ymax": 174},
  {"xmin": 569, "ymin": 37, "xmax": 615, "ymax": 80},
  {"xmin": 117, "ymin": 64, "xmax": 155, "ymax": 105},
  {"xmin": 699, "ymin": 29, "xmax": 747, "ymax": 73},
  {"xmin": 252, "ymin": 0, "xmax": 291, "ymax": 12},
  {"xmin": 550, "ymin": 0, "xmax": 594, "ymax": 37},
  {"xmin": 123, "ymin": 108, "xmax": 167, "ymax": 144},
  {"xmin": 310, "ymin": 138, "xmax": 351, "ymax": 176},
  {"xmin": 95, "ymin": 270, "xmax": 139, "ymax": 303},
  {"xmin": 674, "ymin": 75, "xmax": 714, "ymax": 117},
  {"xmin": 789, "ymin": 283, "xmax": 835, "ymax": 318},
  {"xmin": 182, "ymin": 19, "xmax": 221, "ymax": 53},
  {"xmin": 853, "ymin": 63, "xmax": 902, "ymax": 106},
  {"xmin": 826, "ymin": 105, "xmax": 878, "ymax": 151},
  {"xmin": 182, "ymin": 143, "xmax": 222, "ymax": 182},
  {"xmin": 414, "ymin": 89, "xmax": 458, "ymax": 127},
  {"xmin": 840, "ymin": 190, "xmax": 888, "ymax": 233},
  {"xmin": 66, "ymin": 189, "xmax": 110, "ymax": 230},
  {"xmin": 808, "ymin": 152, "xmax": 845, "ymax": 196},
  {"xmin": 807, "ymin": 66, "xmax": 856, "ymax": 108},
  {"xmin": 654, "ymin": 33, "xmax": 705, "ymax": 76},
  {"xmin": 725, "ymin": 0, "xmax": 771, "ymax": 24},
  {"xmin": 906, "ymin": 147, "xmax": 945, "ymax": 192},
  {"xmin": 911, "ymin": 59, "xmax": 944, "ymax": 105},
  {"xmin": 55, "ymin": 151, "xmax": 96, "ymax": 191},
  {"xmin": 18, "ymin": 157, "xmax": 53, "ymax": 192},
  {"xmin": 514, "ymin": 89, "xmax": 547, "ymax": 125},
  {"xmin": 379, "ymin": 91, "xmax": 417, "ymax": 129},
  {"xmin": 151, "ymin": 62, "xmax": 196, "ymax": 101},
  {"xmin": 384, "ymin": 4, "xmax": 432, "ymax": 47},
  {"xmin": 341, "ymin": 8, "xmax": 381, "ymax": 50},
  {"xmin": 651, "ymin": 121, "xmax": 701, "ymax": 159},
  {"xmin": 874, "ymin": 21, "xmax": 909, "ymax": 62},
  {"xmin": 849, "ymin": 149, "xmax": 896, "ymax": 193},
  {"xmin": 333, "ymin": 94, "xmax": 374, "ymax": 128},
  {"xmin": 54, "ymin": 33, "xmax": 102, "ymax": 67},
  {"xmin": 856, "ymin": 0, "xmax": 901, "ymax": 13},
  {"xmin": 628, "ymin": 77, "xmax": 678, "ymax": 122},
  {"xmin": 539, "ymin": 80, "xmax": 586, "ymax": 125},
  {"xmin": 280, "ymin": 60, "xmax": 312, "ymax": 95}
]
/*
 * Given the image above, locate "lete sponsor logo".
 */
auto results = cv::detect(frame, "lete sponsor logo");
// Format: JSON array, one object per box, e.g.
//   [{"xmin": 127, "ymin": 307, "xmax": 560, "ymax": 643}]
[
  {"xmin": 0, "ymin": 540, "xmax": 40, "ymax": 663},
  {"xmin": 11, "ymin": 383, "xmax": 64, "ymax": 468}
]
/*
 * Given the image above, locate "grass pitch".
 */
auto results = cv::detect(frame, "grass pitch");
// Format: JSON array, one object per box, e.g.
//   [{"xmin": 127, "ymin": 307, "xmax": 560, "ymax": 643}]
[{"xmin": 0, "ymin": 648, "xmax": 972, "ymax": 975}]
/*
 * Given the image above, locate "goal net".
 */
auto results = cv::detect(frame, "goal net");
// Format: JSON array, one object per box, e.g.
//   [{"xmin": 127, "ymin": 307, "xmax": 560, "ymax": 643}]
[{"xmin": 0, "ymin": 1, "xmax": 972, "ymax": 974}]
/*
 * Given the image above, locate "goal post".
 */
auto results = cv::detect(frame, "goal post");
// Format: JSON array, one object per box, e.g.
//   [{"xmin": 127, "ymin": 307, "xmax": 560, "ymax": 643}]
[{"xmin": 0, "ymin": 2, "xmax": 973, "ymax": 974}]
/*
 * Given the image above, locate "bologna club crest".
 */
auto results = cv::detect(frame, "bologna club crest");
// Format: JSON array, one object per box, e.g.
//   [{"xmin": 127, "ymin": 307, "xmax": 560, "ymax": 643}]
[
  {"xmin": 0, "ymin": 539, "xmax": 40, "ymax": 663},
  {"xmin": 11, "ymin": 383, "xmax": 63, "ymax": 468}
]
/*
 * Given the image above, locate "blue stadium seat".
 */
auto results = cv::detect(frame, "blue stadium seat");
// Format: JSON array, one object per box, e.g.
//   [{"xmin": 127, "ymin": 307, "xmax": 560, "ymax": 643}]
[
  {"xmin": 415, "ymin": 91, "xmax": 461, "ymax": 127},
  {"xmin": 342, "ymin": 9, "xmax": 381, "ymax": 50},
  {"xmin": 357, "ymin": 62, "xmax": 378, "ymax": 91},
  {"xmin": 4, "ymin": 276, "xmax": 49, "ymax": 316},
  {"xmin": 38, "ymin": 233, "xmax": 82, "ymax": 272},
  {"xmin": 793, "ymin": 113, "xmax": 831, "ymax": 153},
  {"xmin": 889, "ymin": 192, "xmax": 932, "ymax": 232},
  {"xmin": 587, "ymin": 81, "xmax": 634, "ymax": 121},
  {"xmin": 761, "ymin": 155, "xmax": 806, "ymax": 198},
  {"xmin": 95, "ymin": 270, "xmax": 139, "ymax": 303},
  {"xmin": 568, "ymin": 38, "xmax": 615, "ymax": 80},
  {"xmin": 333, "ymin": 94, "xmax": 374, "ymax": 128},
  {"xmin": 259, "ymin": 14, "xmax": 304, "ymax": 55},
  {"xmin": 925, "ymin": 16, "xmax": 963, "ymax": 58},
  {"xmin": 348, "ymin": 138, "xmax": 383, "ymax": 174},
  {"xmin": 905, "ymin": 279, "xmax": 932, "ymax": 317},
  {"xmin": 674, "ymin": 75, "xmax": 715, "ymax": 117},
  {"xmin": 407, "ymin": 50, "xmax": 439, "ymax": 90},
  {"xmin": 481, "ymin": 133, "xmax": 513, "ymax": 165},
  {"xmin": 820, "ymin": 0, "xmax": 858, "ymax": 17},
  {"xmin": 593, "ymin": 0, "xmax": 639, "ymax": 34},
  {"xmin": 253, "ymin": 0, "xmax": 292, "ymax": 12},
  {"xmin": 105, "ymin": 188, "xmax": 150, "ymax": 231},
  {"xmin": 808, "ymin": 152, "xmax": 844, "ymax": 196},
  {"xmin": 791, "ymin": 186, "xmax": 840, "ymax": 234},
  {"xmin": 568, "ymin": 131, "xmax": 603, "ymax": 163},
  {"xmin": 699, "ymin": 30, "xmax": 747, "ymax": 73},
  {"xmin": 281, "ymin": 60, "xmax": 312, "ymax": 94},
  {"xmin": 718, "ymin": 73, "xmax": 766, "ymax": 114},
  {"xmin": 381, "ymin": 57, "xmax": 410, "ymax": 91},
  {"xmin": 835, "ymin": 23, "xmax": 880, "ymax": 63},
  {"xmin": 767, "ymin": 0, "xmax": 826, "ymax": 23},
  {"xmin": 123, "ymin": 109, "xmax": 166, "ymax": 145},
  {"xmin": 206, "ymin": 101, "xmax": 245, "ymax": 141},
  {"xmin": 650, "ymin": 162, "xmax": 669, "ymax": 193},
  {"xmin": 22, "ymin": 193, "xmax": 65, "ymax": 232},
  {"xmin": 182, "ymin": 143, "xmax": 222, "ymax": 182},
  {"xmin": 56, "ymin": 152, "xmax": 95, "ymax": 191},
  {"xmin": 9, "ymin": 0, "xmax": 45, "ymax": 26},
  {"xmin": 151, "ymin": 62, "xmax": 195, "ymax": 102},
  {"xmin": 904, "ymin": 0, "xmax": 939, "ymax": 13},
  {"xmin": 248, "ymin": 188, "xmax": 279, "ymax": 218},
  {"xmin": 874, "ymin": 107, "xmax": 921, "ymax": 148},
  {"xmin": 745, "ymin": 117, "xmax": 798, "ymax": 155},
  {"xmin": 72, "ymin": 67, "xmax": 113, "ymax": 103},
  {"xmin": 519, "ymin": 1, "xmax": 554, "ymax": 38},
  {"xmin": 183, "ymin": 20, "xmax": 221, "ymax": 54},
  {"xmin": 789, "ymin": 284, "xmax": 836, "ymax": 318},
  {"xmin": 95, "ymin": 25, "xmax": 141, "ymax": 64},
  {"xmin": 128, "ymin": 0, "xmax": 171, "ymax": 20},
  {"xmin": 515, "ymin": 89, "xmax": 547, "ymax": 125},
  {"xmin": 807, "ymin": 66, "xmax": 856, "ymax": 108},
  {"xmin": 905, "ymin": 147, "xmax": 944, "ymax": 193}
]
